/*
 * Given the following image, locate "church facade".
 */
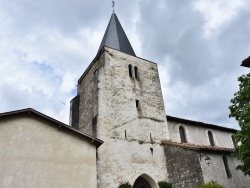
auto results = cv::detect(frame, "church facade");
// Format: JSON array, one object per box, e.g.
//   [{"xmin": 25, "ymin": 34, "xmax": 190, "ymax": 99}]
[{"xmin": 70, "ymin": 12, "xmax": 250, "ymax": 188}]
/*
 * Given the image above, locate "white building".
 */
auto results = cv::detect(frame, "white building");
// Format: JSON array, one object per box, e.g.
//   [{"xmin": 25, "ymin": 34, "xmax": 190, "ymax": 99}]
[{"xmin": 0, "ymin": 108, "xmax": 103, "ymax": 188}]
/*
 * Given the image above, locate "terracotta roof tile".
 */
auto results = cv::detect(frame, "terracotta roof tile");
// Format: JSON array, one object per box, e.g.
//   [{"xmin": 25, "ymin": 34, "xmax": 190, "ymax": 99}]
[{"xmin": 162, "ymin": 140, "xmax": 235, "ymax": 153}]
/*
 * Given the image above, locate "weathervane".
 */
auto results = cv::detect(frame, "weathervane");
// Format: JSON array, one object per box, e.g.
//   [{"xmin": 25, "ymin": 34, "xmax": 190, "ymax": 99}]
[{"xmin": 112, "ymin": 0, "xmax": 115, "ymax": 12}]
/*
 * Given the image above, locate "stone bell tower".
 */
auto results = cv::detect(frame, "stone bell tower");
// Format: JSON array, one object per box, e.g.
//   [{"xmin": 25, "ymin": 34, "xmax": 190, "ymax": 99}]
[{"xmin": 70, "ymin": 12, "xmax": 170, "ymax": 188}]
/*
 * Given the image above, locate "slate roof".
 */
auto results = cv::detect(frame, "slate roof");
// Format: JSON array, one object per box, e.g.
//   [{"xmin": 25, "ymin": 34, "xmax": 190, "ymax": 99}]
[
  {"xmin": 0, "ymin": 108, "xmax": 103, "ymax": 148},
  {"xmin": 241, "ymin": 56, "xmax": 250, "ymax": 68},
  {"xmin": 166, "ymin": 115, "xmax": 237, "ymax": 133},
  {"xmin": 98, "ymin": 13, "xmax": 136, "ymax": 56},
  {"xmin": 162, "ymin": 140, "xmax": 235, "ymax": 153}
]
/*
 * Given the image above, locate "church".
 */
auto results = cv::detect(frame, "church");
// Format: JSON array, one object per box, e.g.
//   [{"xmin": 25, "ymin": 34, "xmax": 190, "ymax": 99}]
[
  {"xmin": 68, "ymin": 12, "xmax": 250, "ymax": 188},
  {"xmin": 0, "ymin": 11, "xmax": 250, "ymax": 188}
]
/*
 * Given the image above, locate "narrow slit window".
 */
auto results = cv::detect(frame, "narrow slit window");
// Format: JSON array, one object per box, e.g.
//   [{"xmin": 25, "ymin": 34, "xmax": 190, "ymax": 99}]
[
  {"xmin": 128, "ymin": 64, "xmax": 133, "ymax": 77},
  {"xmin": 208, "ymin": 131, "xmax": 215, "ymax": 146},
  {"xmin": 223, "ymin": 155, "xmax": 232, "ymax": 178},
  {"xmin": 150, "ymin": 133, "xmax": 154, "ymax": 144},
  {"xmin": 179, "ymin": 126, "xmax": 187, "ymax": 143},
  {"xmin": 134, "ymin": 66, "xmax": 139, "ymax": 80},
  {"xmin": 92, "ymin": 115, "xmax": 98, "ymax": 135},
  {"xmin": 136, "ymin": 100, "xmax": 140, "ymax": 109},
  {"xmin": 150, "ymin": 147, "xmax": 153, "ymax": 155}
]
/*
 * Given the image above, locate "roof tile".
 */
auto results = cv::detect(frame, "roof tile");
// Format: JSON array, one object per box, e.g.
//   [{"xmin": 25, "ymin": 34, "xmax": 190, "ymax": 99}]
[{"xmin": 162, "ymin": 140, "xmax": 235, "ymax": 153}]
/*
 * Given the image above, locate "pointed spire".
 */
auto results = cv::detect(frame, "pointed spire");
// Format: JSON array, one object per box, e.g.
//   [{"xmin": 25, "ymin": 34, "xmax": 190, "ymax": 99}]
[{"xmin": 98, "ymin": 13, "xmax": 136, "ymax": 56}]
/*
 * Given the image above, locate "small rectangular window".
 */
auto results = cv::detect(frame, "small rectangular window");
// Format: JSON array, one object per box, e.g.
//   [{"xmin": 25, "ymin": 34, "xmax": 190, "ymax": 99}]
[
  {"xmin": 136, "ymin": 100, "xmax": 140, "ymax": 108},
  {"xmin": 128, "ymin": 64, "xmax": 133, "ymax": 78},
  {"xmin": 134, "ymin": 66, "xmax": 139, "ymax": 80},
  {"xmin": 92, "ymin": 115, "xmax": 98, "ymax": 134}
]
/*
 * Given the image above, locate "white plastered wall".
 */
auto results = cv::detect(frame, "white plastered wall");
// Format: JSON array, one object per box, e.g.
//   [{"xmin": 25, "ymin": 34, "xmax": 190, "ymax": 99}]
[
  {"xmin": 168, "ymin": 120, "xmax": 235, "ymax": 148},
  {"xmin": 0, "ymin": 115, "xmax": 97, "ymax": 188}
]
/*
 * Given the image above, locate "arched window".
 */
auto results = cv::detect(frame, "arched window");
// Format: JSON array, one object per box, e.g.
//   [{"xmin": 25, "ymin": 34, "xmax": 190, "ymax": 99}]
[
  {"xmin": 208, "ymin": 131, "xmax": 215, "ymax": 146},
  {"xmin": 134, "ymin": 66, "xmax": 139, "ymax": 80},
  {"xmin": 128, "ymin": 64, "xmax": 133, "ymax": 77},
  {"xmin": 231, "ymin": 135, "xmax": 237, "ymax": 149},
  {"xmin": 179, "ymin": 126, "xmax": 187, "ymax": 143},
  {"xmin": 223, "ymin": 155, "xmax": 232, "ymax": 178}
]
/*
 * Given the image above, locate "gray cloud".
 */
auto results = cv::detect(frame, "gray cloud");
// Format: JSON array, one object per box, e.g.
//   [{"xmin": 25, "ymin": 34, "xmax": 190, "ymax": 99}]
[
  {"xmin": 0, "ymin": 0, "xmax": 249, "ymax": 130},
  {"xmin": 134, "ymin": 0, "xmax": 250, "ymax": 129}
]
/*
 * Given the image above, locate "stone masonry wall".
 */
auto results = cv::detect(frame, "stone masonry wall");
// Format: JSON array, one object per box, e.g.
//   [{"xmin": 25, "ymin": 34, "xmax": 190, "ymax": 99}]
[
  {"xmin": 165, "ymin": 146, "xmax": 250, "ymax": 188},
  {"xmin": 69, "ymin": 95, "xmax": 79, "ymax": 129},
  {"xmin": 97, "ymin": 140, "xmax": 168, "ymax": 188},
  {"xmin": 201, "ymin": 153, "xmax": 250, "ymax": 188},
  {"xmin": 77, "ymin": 53, "xmax": 105, "ymax": 135},
  {"xmin": 164, "ymin": 145, "xmax": 204, "ymax": 188},
  {"xmin": 96, "ymin": 47, "xmax": 170, "ymax": 188},
  {"xmin": 97, "ymin": 47, "xmax": 169, "ymax": 143}
]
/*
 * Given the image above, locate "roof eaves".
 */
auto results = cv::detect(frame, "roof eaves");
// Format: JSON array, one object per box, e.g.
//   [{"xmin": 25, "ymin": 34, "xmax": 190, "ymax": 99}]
[
  {"xmin": 166, "ymin": 115, "xmax": 237, "ymax": 133},
  {"xmin": 162, "ymin": 140, "xmax": 234, "ymax": 153},
  {"xmin": 0, "ymin": 108, "xmax": 104, "ymax": 148}
]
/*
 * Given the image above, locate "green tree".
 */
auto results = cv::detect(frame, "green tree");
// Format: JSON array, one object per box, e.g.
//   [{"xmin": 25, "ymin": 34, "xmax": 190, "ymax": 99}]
[
  {"xmin": 229, "ymin": 72, "xmax": 250, "ymax": 176},
  {"xmin": 198, "ymin": 181, "xmax": 224, "ymax": 188},
  {"xmin": 118, "ymin": 181, "xmax": 131, "ymax": 188},
  {"xmin": 158, "ymin": 181, "xmax": 172, "ymax": 188}
]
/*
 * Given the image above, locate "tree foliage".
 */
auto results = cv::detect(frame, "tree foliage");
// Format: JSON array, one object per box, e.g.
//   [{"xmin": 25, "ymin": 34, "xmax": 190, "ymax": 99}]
[
  {"xmin": 158, "ymin": 181, "xmax": 172, "ymax": 188},
  {"xmin": 198, "ymin": 181, "xmax": 224, "ymax": 188},
  {"xmin": 229, "ymin": 72, "xmax": 250, "ymax": 176},
  {"xmin": 118, "ymin": 181, "xmax": 131, "ymax": 188}
]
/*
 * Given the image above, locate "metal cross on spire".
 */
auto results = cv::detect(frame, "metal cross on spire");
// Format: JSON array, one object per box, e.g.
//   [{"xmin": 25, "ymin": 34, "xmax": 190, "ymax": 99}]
[{"xmin": 112, "ymin": 0, "xmax": 115, "ymax": 12}]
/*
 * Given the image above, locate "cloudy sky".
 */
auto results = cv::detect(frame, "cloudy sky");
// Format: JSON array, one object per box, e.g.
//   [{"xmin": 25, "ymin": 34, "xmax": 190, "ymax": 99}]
[{"xmin": 0, "ymin": 0, "xmax": 249, "ymax": 129}]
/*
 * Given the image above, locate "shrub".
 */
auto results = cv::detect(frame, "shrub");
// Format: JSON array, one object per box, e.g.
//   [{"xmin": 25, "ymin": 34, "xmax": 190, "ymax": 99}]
[
  {"xmin": 198, "ymin": 181, "xmax": 224, "ymax": 188},
  {"xmin": 118, "ymin": 181, "xmax": 131, "ymax": 188},
  {"xmin": 158, "ymin": 181, "xmax": 172, "ymax": 188}
]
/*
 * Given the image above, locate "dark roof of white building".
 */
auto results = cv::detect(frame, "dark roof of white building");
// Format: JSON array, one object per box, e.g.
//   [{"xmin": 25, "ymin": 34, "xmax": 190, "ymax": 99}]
[
  {"xmin": 98, "ymin": 13, "xmax": 136, "ymax": 56},
  {"xmin": 0, "ymin": 108, "xmax": 104, "ymax": 148},
  {"xmin": 167, "ymin": 115, "xmax": 237, "ymax": 133}
]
